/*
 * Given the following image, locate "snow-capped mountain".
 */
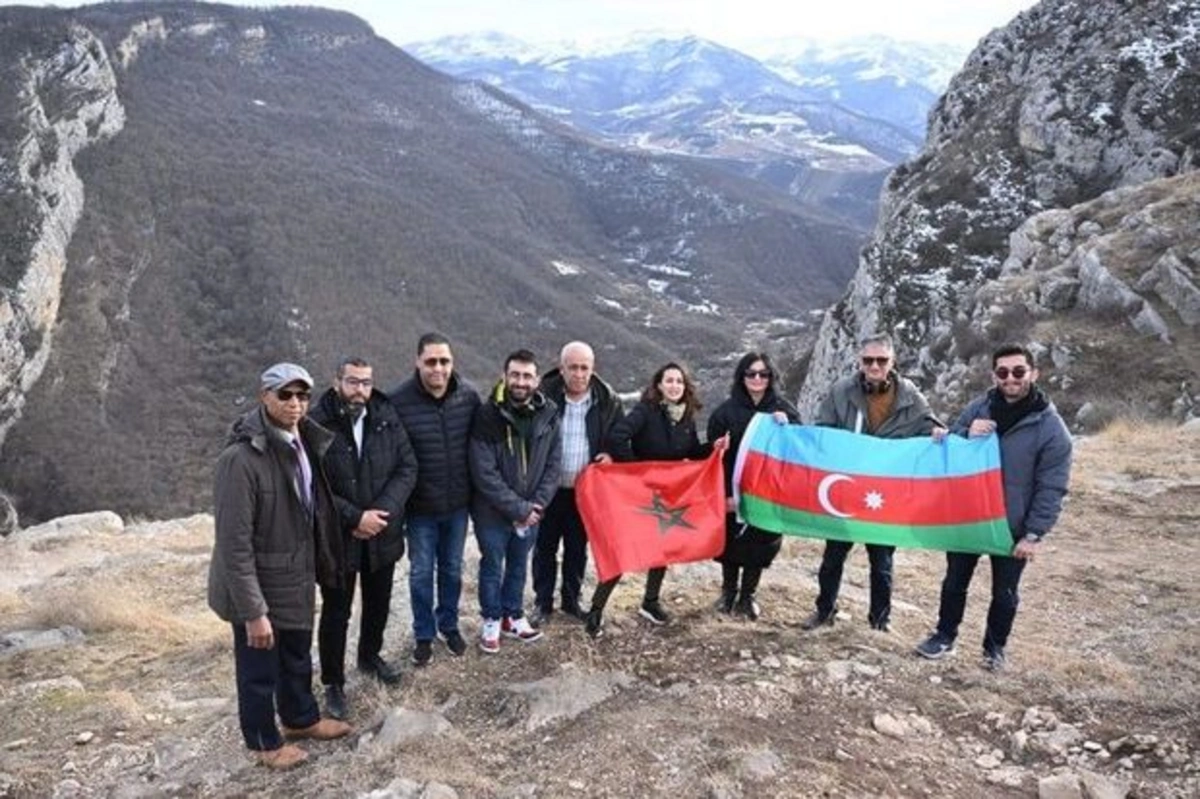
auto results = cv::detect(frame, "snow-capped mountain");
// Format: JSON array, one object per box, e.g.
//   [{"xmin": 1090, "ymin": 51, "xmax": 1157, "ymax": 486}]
[{"xmin": 406, "ymin": 32, "xmax": 943, "ymax": 226}]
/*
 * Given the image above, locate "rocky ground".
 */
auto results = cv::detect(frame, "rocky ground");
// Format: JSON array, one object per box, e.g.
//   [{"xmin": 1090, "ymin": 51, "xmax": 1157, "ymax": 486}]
[{"xmin": 1, "ymin": 421, "xmax": 1197, "ymax": 798}]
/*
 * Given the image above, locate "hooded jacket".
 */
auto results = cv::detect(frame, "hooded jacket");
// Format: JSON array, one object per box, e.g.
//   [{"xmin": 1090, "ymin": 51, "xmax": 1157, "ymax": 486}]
[
  {"xmin": 468, "ymin": 381, "xmax": 562, "ymax": 530},
  {"xmin": 308, "ymin": 387, "xmax": 418, "ymax": 572},
  {"xmin": 207, "ymin": 406, "xmax": 344, "ymax": 630},
  {"xmin": 389, "ymin": 371, "xmax": 481, "ymax": 516},
  {"xmin": 952, "ymin": 389, "xmax": 1073, "ymax": 541},
  {"xmin": 707, "ymin": 383, "xmax": 801, "ymax": 497}
]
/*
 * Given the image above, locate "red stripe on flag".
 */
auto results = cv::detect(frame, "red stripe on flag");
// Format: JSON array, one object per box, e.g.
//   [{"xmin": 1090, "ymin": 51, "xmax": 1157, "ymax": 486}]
[{"xmin": 740, "ymin": 450, "xmax": 1005, "ymax": 526}]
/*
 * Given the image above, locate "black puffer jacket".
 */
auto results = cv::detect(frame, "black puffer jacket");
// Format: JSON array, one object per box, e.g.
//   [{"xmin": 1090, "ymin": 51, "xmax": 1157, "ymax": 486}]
[
  {"xmin": 309, "ymin": 388, "xmax": 418, "ymax": 572},
  {"xmin": 389, "ymin": 372, "xmax": 481, "ymax": 516},
  {"xmin": 468, "ymin": 382, "xmax": 562, "ymax": 530},
  {"xmin": 706, "ymin": 385, "xmax": 801, "ymax": 568},
  {"xmin": 539, "ymin": 368, "xmax": 625, "ymax": 458},
  {"xmin": 608, "ymin": 401, "xmax": 710, "ymax": 463}
]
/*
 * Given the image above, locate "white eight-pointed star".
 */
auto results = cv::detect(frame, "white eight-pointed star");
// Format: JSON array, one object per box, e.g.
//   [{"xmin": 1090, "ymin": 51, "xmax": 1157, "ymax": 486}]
[{"xmin": 864, "ymin": 490, "xmax": 885, "ymax": 511}]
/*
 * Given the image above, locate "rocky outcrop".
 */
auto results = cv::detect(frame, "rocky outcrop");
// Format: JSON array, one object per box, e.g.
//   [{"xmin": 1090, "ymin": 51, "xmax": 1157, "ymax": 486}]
[
  {"xmin": 0, "ymin": 23, "xmax": 125, "ymax": 449},
  {"xmin": 799, "ymin": 0, "xmax": 1200, "ymax": 424}
]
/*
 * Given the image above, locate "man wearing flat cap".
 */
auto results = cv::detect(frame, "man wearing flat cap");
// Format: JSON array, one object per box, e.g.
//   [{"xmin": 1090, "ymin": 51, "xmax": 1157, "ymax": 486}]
[{"xmin": 207, "ymin": 363, "xmax": 352, "ymax": 769}]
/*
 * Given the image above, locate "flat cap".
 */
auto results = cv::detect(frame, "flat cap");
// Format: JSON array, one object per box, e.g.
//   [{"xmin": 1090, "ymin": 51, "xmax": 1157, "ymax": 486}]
[{"xmin": 260, "ymin": 362, "xmax": 314, "ymax": 392}]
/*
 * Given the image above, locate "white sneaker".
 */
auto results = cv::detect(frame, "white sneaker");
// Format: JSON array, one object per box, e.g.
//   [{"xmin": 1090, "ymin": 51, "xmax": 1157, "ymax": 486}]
[
  {"xmin": 502, "ymin": 615, "xmax": 544, "ymax": 642},
  {"xmin": 480, "ymin": 619, "xmax": 501, "ymax": 653}
]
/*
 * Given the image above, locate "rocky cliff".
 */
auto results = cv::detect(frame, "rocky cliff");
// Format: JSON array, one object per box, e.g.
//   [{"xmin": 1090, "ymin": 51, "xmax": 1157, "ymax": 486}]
[
  {"xmin": 0, "ymin": 21, "xmax": 125, "ymax": 449},
  {"xmin": 798, "ymin": 0, "xmax": 1200, "ymax": 426}
]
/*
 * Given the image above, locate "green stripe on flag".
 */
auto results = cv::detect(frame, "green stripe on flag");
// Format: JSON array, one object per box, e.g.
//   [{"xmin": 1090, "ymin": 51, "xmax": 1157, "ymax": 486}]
[{"xmin": 740, "ymin": 494, "xmax": 1013, "ymax": 556}]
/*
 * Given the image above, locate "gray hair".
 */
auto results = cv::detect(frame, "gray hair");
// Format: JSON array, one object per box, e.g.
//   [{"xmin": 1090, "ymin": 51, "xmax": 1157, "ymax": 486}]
[{"xmin": 858, "ymin": 334, "xmax": 894, "ymax": 352}]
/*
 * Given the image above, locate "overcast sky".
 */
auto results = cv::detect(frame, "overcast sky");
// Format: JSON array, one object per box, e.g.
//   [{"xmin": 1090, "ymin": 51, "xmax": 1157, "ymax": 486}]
[{"xmin": 1, "ymin": 1, "xmax": 1039, "ymax": 48}]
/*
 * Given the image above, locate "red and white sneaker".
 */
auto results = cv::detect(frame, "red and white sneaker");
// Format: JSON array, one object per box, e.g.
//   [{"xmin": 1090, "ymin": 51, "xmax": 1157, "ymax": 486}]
[
  {"xmin": 480, "ymin": 619, "xmax": 501, "ymax": 654},
  {"xmin": 502, "ymin": 616, "xmax": 544, "ymax": 643}
]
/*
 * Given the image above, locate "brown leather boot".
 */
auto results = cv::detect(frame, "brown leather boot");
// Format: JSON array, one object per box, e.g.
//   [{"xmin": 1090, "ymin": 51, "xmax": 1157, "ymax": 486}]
[
  {"xmin": 257, "ymin": 743, "xmax": 308, "ymax": 769},
  {"xmin": 280, "ymin": 718, "xmax": 353, "ymax": 741}
]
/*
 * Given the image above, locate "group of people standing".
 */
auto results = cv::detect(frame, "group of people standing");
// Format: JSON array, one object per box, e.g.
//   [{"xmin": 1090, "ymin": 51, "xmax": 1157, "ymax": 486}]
[{"xmin": 206, "ymin": 331, "xmax": 1072, "ymax": 769}]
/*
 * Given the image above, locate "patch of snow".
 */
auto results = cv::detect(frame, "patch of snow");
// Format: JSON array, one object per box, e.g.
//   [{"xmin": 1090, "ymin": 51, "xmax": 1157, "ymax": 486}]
[
  {"xmin": 251, "ymin": 99, "xmax": 266, "ymax": 107},
  {"xmin": 551, "ymin": 260, "xmax": 583, "ymax": 276},
  {"xmin": 594, "ymin": 295, "xmax": 624, "ymax": 311},
  {"xmin": 639, "ymin": 263, "xmax": 692, "ymax": 277},
  {"xmin": 647, "ymin": 279, "xmax": 669, "ymax": 293}
]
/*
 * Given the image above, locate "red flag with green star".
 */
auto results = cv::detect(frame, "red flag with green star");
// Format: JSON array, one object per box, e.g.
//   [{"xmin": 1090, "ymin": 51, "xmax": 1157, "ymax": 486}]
[{"xmin": 576, "ymin": 452, "xmax": 725, "ymax": 582}]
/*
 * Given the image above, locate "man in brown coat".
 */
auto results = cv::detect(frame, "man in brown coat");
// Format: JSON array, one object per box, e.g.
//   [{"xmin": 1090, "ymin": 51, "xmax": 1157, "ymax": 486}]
[{"xmin": 207, "ymin": 363, "xmax": 352, "ymax": 768}]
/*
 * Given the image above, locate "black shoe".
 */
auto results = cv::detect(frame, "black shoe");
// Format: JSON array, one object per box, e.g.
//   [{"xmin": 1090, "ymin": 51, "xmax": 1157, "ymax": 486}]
[
  {"xmin": 561, "ymin": 602, "xmax": 588, "ymax": 622},
  {"xmin": 358, "ymin": 653, "xmax": 402, "ymax": 685},
  {"xmin": 323, "ymin": 684, "xmax": 348, "ymax": 721},
  {"xmin": 639, "ymin": 600, "xmax": 670, "ymax": 625},
  {"xmin": 440, "ymin": 631, "xmax": 466, "ymax": 657},
  {"xmin": 982, "ymin": 646, "xmax": 1006, "ymax": 672},
  {"xmin": 733, "ymin": 592, "xmax": 761, "ymax": 621},
  {"xmin": 915, "ymin": 633, "xmax": 956, "ymax": 660},
  {"xmin": 715, "ymin": 589, "xmax": 736, "ymax": 614},
  {"xmin": 528, "ymin": 606, "xmax": 552, "ymax": 629},
  {"xmin": 870, "ymin": 619, "xmax": 891, "ymax": 633},
  {"xmin": 411, "ymin": 640, "xmax": 433, "ymax": 667},
  {"xmin": 800, "ymin": 610, "xmax": 836, "ymax": 631},
  {"xmin": 584, "ymin": 609, "xmax": 604, "ymax": 639}
]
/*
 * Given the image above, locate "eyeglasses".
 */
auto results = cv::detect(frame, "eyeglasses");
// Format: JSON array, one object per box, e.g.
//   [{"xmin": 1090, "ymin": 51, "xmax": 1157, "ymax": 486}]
[
  {"xmin": 861, "ymin": 356, "xmax": 890, "ymax": 367},
  {"xmin": 744, "ymin": 370, "xmax": 772, "ymax": 380},
  {"xmin": 994, "ymin": 366, "xmax": 1029, "ymax": 380},
  {"xmin": 422, "ymin": 357, "xmax": 452, "ymax": 367},
  {"xmin": 341, "ymin": 377, "xmax": 373, "ymax": 388},
  {"xmin": 275, "ymin": 389, "xmax": 311, "ymax": 402}
]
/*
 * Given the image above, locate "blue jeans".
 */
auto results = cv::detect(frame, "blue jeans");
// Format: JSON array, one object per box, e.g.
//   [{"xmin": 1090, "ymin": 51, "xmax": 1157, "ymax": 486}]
[
  {"xmin": 476, "ymin": 522, "xmax": 537, "ymax": 621},
  {"xmin": 407, "ymin": 509, "xmax": 469, "ymax": 642}
]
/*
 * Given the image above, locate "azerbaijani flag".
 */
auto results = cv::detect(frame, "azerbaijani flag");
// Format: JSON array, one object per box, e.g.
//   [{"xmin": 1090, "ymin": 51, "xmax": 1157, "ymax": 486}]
[
  {"xmin": 576, "ymin": 452, "xmax": 726, "ymax": 582},
  {"xmin": 734, "ymin": 416, "xmax": 1012, "ymax": 555}
]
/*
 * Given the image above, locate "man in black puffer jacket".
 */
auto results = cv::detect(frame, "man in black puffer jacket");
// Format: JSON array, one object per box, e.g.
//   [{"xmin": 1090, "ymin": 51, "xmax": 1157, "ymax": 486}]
[
  {"xmin": 309, "ymin": 357, "xmax": 418, "ymax": 720},
  {"xmin": 389, "ymin": 333, "xmax": 481, "ymax": 667}
]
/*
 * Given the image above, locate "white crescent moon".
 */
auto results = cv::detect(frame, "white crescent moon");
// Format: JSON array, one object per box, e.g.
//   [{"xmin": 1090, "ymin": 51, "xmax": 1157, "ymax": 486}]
[{"xmin": 817, "ymin": 474, "xmax": 854, "ymax": 519}]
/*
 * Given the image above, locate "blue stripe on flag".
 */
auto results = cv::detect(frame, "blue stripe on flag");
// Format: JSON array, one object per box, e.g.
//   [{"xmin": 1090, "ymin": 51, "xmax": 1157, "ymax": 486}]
[{"xmin": 745, "ymin": 417, "xmax": 999, "ymax": 479}]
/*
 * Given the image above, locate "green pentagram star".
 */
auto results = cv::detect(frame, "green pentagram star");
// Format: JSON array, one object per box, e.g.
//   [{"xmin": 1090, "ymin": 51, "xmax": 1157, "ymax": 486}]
[{"xmin": 638, "ymin": 492, "xmax": 696, "ymax": 534}]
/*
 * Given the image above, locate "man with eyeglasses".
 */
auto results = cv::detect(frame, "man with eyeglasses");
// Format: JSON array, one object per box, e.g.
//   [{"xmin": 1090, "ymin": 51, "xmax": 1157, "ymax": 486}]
[
  {"xmin": 309, "ymin": 357, "xmax": 418, "ymax": 719},
  {"xmin": 802, "ymin": 334, "xmax": 941, "ymax": 634},
  {"xmin": 916, "ymin": 343, "xmax": 1072, "ymax": 670},
  {"xmin": 208, "ymin": 363, "xmax": 351, "ymax": 770},
  {"xmin": 389, "ymin": 333, "xmax": 481, "ymax": 666}
]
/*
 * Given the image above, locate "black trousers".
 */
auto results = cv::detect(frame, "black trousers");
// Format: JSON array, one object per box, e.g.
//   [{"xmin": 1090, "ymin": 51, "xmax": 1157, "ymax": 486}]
[
  {"xmin": 318, "ymin": 559, "xmax": 396, "ymax": 686},
  {"xmin": 935, "ymin": 552, "xmax": 1027, "ymax": 651},
  {"xmin": 532, "ymin": 489, "xmax": 589, "ymax": 612},
  {"xmin": 815, "ymin": 540, "xmax": 895, "ymax": 626},
  {"xmin": 233, "ymin": 623, "xmax": 319, "ymax": 751},
  {"xmin": 589, "ymin": 567, "xmax": 666, "ymax": 615}
]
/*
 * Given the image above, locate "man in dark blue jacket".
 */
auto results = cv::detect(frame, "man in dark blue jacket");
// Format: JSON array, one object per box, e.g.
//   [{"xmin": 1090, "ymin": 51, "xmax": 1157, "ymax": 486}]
[
  {"xmin": 531, "ymin": 341, "xmax": 623, "ymax": 626},
  {"xmin": 309, "ymin": 357, "xmax": 417, "ymax": 719},
  {"xmin": 469, "ymin": 349, "xmax": 562, "ymax": 653},
  {"xmin": 917, "ymin": 343, "xmax": 1073, "ymax": 670},
  {"xmin": 389, "ymin": 334, "xmax": 481, "ymax": 667}
]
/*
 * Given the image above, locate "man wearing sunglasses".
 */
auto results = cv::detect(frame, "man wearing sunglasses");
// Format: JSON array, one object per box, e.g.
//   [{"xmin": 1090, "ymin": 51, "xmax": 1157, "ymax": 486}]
[
  {"xmin": 917, "ymin": 344, "xmax": 1072, "ymax": 670},
  {"xmin": 803, "ymin": 334, "xmax": 941, "ymax": 634},
  {"xmin": 389, "ymin": 333, "xmax": 481, "ymax": 667},
  {"xmin": 309, "ymin": 357, "xmax": 418, "ymax": 719},
  {"xmin": 208, "ymin": 363, "xmax": 351, "ymax": 769}
]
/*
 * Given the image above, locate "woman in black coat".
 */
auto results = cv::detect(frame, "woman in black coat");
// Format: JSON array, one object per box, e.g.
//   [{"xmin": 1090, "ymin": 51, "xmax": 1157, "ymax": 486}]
[
  {"xmin": 706, "ymin": 352, "xmax": 800, "ymax": 620},
  {"xmin": 584, "ymin": 362, "xmax": 726, "ymax": 638}
]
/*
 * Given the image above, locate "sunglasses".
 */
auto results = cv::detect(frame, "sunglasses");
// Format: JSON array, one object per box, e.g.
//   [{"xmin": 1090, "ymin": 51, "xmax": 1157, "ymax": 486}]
[
  {"xmin": 861, "ymin": 356, "xmax": 890, "ymax": 367},
  {"xmin": 994, "ymin": 366, "xmax": 1029, "ymax": 380},
  {"xmin": 275, "ymin": 389, "xmax": 311, "ymax": 402},
  {"xmin": 422, "ymin": 357, "xmax": 452, "ymax": 367},
  {"xmin": 744, "ymin": 370, "xmax": 772, "ymax": 380}
]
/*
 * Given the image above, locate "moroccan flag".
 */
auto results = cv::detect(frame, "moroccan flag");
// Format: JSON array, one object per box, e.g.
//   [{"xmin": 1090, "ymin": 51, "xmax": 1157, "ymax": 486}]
[
  {"xmin": 576, "ymin": 452, "xmax": 726, "ymax": 582},
  {"xmin": 734, "ymin": 416, "xmax": 1011, "ymax": 555}
]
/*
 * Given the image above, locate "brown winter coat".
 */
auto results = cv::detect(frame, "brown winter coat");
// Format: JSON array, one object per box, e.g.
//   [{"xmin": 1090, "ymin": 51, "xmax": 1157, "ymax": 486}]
[{"xmin": 207, "ymin": 406, "xmax": 345, "ymax": 630}]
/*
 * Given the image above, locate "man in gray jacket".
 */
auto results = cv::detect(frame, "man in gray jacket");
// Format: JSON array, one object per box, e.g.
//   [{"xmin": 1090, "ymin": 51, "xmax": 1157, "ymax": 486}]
[
  {"xmin": 802, "ymin": 334, "xmax": 940, "ymax": 633},
  {"xmin": 207, "ymin": 363, "xmax": 352, "ymax": 769},
  {"xmin": 916, "ymin": 343, "xmax": 1072, "ymax": 670}
]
